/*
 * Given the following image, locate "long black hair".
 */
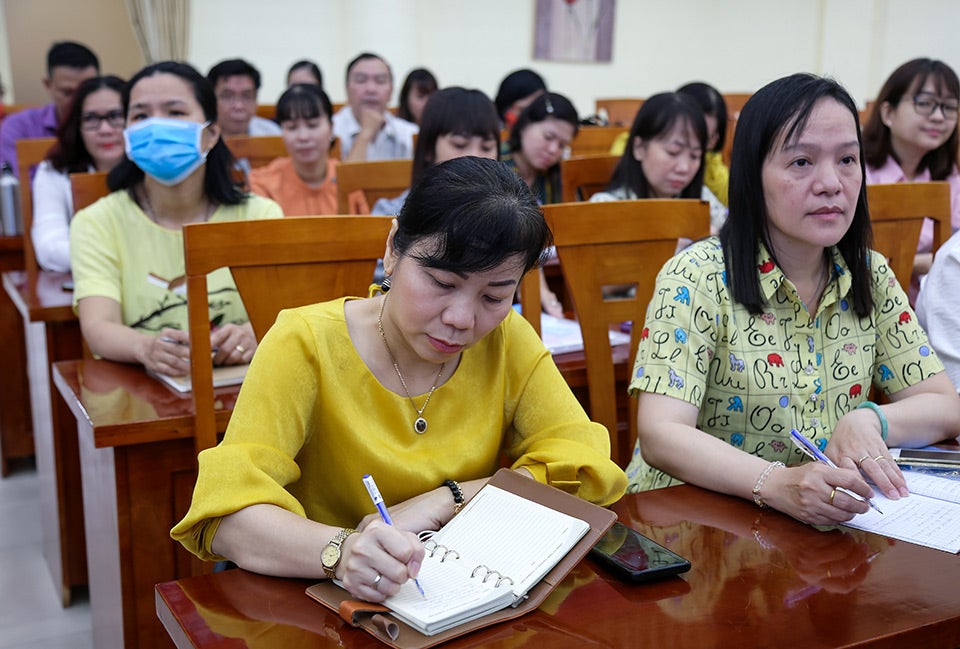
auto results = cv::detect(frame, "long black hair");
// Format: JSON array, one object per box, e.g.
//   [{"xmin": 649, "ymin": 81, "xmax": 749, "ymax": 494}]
[{"xmin": 48, "ymin": 75, "xmax": 125, "ymax": 173}]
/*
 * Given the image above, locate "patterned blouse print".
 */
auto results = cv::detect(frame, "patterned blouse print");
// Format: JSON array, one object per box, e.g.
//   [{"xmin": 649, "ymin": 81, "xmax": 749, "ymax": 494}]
[{"xmin": 625, "ymin": 237, "xmax": 944, "ymax": 492}]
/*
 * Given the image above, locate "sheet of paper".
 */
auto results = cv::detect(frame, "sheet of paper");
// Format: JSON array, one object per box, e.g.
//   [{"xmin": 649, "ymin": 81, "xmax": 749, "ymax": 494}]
[{"xmin": 843, "ymin": 491, "xmax": 960, "ymax": 553}]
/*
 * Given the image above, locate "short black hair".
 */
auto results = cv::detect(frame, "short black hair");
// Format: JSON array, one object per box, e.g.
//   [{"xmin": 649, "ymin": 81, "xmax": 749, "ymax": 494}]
[
  {"xmin": 207, "ymin": 58, "xmax": 262, "ymax": 90},
  {"xmin": 287, "ymin": 60, "xmax": 323, "ymax": 88},
  {"xmin": 607, "ymin": 92, "xmax": 707, "ymax": 199},
  {"xmin": 677, "ymin": 81, "xmax": 728, "ymax": 153},
  {"xmin": 398, "ymin": 68, "xmax": 438, "ymax": 123},
  {"xmin": 411, "ymin": 87, "xmax": 499, "ymax": 185},
  {"xmin": 47, "ymin": 41, "xmax": 99, "ymax": 76},
  {"xmin": 109, "ymin": 60, "xmax": 245, "ymax": 205},
  {"xmin": 719, "ymin": 73, "xmax": 873, "ymax": 317},
  {"xmin": 394, "ymin": 156, "xmax": 551, "ymax": 275},
  {"xmin": 494, "ymin": 69, "xmax": 547, "ymax": 121},
  {"xmin": 863, "ymin": 58, "xmax": 960, "ymax": 180},
  {"xmin": 345, "ymin": 52, "xmax": 392, "ymax": 85},
  {"xmin": 276, "ymin": 83, "xmax": 333, "ymax": 124}
]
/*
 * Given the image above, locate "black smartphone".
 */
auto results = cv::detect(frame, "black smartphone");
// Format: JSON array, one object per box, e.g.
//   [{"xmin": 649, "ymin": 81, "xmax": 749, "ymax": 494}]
[
  {"xmin": 590, "ymin": 521, "xmax": 691, "ymax": 583},
  {"xmin": 61, "ymin": 279, "xmax": 74, "ymax": 291},
  {"xmin": 896, "ymin": 448, "xmax": 960, "ymax": 467}
]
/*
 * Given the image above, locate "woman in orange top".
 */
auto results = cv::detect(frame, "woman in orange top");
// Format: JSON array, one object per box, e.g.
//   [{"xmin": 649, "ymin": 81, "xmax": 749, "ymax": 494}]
[{"xmin": 249, "ymin": 84, "xmax": 338, "ymax": 215}]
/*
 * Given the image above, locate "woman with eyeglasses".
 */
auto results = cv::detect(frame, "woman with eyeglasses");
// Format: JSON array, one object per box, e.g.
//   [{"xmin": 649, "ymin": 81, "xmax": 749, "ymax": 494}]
[
  {"xmin": 31, "ymin": 75, "xmax": 125, "ymax": 271},
  {"xmin": 70, "ymin": 61, "xmax": 282, "ymax": 378},
  {"xmin": 862, "ymin": 58, "xmax": 960, "ymax": 301}
]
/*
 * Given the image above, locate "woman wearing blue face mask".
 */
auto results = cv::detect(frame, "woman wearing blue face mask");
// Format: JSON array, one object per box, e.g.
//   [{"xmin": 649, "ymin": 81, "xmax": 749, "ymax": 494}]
[{"xmin": 69, "ymin": 61, "xmax": 283, "ymax": 378}]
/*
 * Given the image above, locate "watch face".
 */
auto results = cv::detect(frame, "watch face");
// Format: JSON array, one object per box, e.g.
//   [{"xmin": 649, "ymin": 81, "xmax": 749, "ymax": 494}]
[{"xmin": 321, "ymin": 545, "xmax": 340, "ymax": 568}]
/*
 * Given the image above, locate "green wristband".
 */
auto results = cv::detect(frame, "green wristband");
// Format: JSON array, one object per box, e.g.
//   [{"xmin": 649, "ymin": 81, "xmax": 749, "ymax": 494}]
[{"xmin": 855, "ymin": 401, "xmax": 888, "ymax": 441}]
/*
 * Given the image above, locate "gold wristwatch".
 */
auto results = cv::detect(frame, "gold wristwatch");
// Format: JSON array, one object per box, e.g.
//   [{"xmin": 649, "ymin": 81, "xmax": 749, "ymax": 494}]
[{"xmin": 321, "ymin": 527, "xmax": 357, "ymax": 579}]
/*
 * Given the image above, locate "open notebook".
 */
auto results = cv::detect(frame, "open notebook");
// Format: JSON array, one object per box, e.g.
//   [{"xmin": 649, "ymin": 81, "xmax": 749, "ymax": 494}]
[
  {"xmin": 148, "ymin": 364, "xmax": 248, "ymax": 394},
  {"xmin": 540, "ymin": 313, "xmax": 631, "ymax": 355},
  {"xmin": 306, "ymin": 469, "xmax": 616, "ymax": 649}
]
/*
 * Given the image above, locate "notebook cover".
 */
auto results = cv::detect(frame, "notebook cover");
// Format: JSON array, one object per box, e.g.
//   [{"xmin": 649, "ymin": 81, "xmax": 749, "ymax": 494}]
[{"xmin": 305, "ymin": 468, "xmax": 617, "ymax": 649}]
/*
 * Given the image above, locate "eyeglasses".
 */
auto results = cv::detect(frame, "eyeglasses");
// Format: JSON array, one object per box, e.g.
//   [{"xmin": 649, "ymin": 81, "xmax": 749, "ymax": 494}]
[
  {"xmin": 81, "ymin": 110, "xmax": 125, "ymax": 131},
  {"xmin": 911, "ymin": 93, "xmax": 959, "ymax": 120},
  {"xmin": 217, "ymin": 91, "xmax": 257, "ymax": 105}
]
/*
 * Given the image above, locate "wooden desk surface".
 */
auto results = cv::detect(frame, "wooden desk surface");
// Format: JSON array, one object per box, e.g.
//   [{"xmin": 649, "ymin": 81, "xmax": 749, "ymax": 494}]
[
  {"xmin": 3, "ymin": 268, "xmax": 75, "ymax": 322},
  {"xmin": 155, "ymin": 485, "xmax": 960, "ymax": 649}
]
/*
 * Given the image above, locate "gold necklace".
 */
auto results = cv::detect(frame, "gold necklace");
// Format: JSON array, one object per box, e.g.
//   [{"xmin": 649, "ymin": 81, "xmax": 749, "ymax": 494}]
[
  {"xmin": 140, "ymin": 185, "xmax": 214, "ymax": 226},
  {"xmin": 377, "ymin": 293, "xmax": 445, "ymax": 434}
]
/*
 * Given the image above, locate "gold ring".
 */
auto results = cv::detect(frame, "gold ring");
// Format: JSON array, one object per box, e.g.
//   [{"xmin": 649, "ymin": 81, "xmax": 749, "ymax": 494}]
[
  {"xmin": 874, "ymin": 455, "xmax": 885, "ymax": 463},
  {"xmin": 235, "ymin": 345, "xmax": 245, "ymax": 354},
  {"xmin": 856, "ymin": 455, "xmax": 870, "ymax": 469},
  {"xmin": 829, "ymin": 488, "xmax": 837, "ymax": 506}
]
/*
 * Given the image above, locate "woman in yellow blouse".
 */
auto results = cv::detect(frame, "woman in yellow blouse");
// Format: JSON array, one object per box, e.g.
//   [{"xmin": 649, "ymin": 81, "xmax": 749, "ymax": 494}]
[
  {"xmin": 624, "ymin": 73, "xmax": 960, "ymax": 526},
  {"xmin": 172, "ymin": 156, "xmax": 626, "ymax": 602}
]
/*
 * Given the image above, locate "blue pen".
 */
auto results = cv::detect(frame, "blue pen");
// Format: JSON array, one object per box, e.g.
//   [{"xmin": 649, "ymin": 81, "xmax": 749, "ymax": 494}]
[
  {"xmin": 362, "ymin": 474, "xmax": 426, "ymax": 597},
  {"xmin": 789, "ymin": 429, "xmax": 883, "ymax": 514}
]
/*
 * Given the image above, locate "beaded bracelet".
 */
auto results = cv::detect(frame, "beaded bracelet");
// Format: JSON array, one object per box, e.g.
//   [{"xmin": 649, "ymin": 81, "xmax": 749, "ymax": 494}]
[
  {"xmin": 855, "ymin": 401, "xmax": 888, "ymax": 441},
  {"xmin": 443, "ymin": 479, "xmax": 464, "ymax": 514},
  {"xmin": 752, "ymin": 461, "xmax": 784, "ymax": 509}
]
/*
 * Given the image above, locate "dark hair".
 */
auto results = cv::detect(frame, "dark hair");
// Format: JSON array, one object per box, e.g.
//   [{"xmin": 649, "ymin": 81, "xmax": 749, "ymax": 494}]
[
  {"xmin": 606, "ymin": 92, "xmax": 707, "ymax": 200},
  {"xmin": 276, "ymin": 83, "xmax": 333, "ymax": 124},
  {"xmin": 47, "ymin": 41, "xmax": 99, "ymax": 76},
  {"xmin": 345, "ymin": 52, "xmax": 392, "ymax": 85},
  {"xmin": 678, "ymin": 82, "xmax": 728, "ymax": 153},
  {"xmin": 719, "ymin": 73, "xmax": 873, "ymax": 317},
  {"xmin": 863, "ymin": 58, "xmax": 960, "ymax": 179},
  {"xmin": 508, "ymin": 92, "xmax": 579, "ymax": 152},
  {"xmin": 398, "ymin": 68, "xmax": 438, "ymax": 123},
  {"xmin": 287, "ymin": 60, "xmax": 323, "ymax": 88},
  {"xmin": 108, "ymin": 61, "xmax": 245, "ymax": 205},
  {"xmin": 410, "ymin": 87, "xmax": 499, "ymax": 185},
  {"xmin": 207, "ymin": 58, "xmax": 262, "ymax": 90},
  {"xmin": 47, "ymin": 75, "xmax": 125, "ymax": 173},
  {"xmin": 394, "ymin": 157, "xmax": 551, "ymax": 275},
  {"xmin": 494, "ymin": 69, "xmax": 547, "ymax": 121}
]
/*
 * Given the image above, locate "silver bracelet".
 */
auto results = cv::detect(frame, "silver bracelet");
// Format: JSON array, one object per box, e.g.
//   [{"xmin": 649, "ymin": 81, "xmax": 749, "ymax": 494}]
[{"xmin": 752, "ymin": 461, "xmax": 784, "ymax": 508}]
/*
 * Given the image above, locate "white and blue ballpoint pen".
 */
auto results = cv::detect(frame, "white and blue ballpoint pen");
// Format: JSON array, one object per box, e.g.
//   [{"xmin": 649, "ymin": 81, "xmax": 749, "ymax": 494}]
[
  {"xmin": 789, "ymin": 429, "xmax": 884, "ymax": 514},
  {"xmin": 362, "ymin": 474, "xmax": 427, "ymax": 597}
]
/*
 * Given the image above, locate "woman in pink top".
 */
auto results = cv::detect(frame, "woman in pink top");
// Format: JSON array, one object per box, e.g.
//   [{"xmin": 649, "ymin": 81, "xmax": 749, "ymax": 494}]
[
  {"xmin": 862, "ymin": 58, "xmax": 960, "ymax": 301},
  {"xmin": 249, "ymin": 84, "xmax": 338, "ymax": 216}
]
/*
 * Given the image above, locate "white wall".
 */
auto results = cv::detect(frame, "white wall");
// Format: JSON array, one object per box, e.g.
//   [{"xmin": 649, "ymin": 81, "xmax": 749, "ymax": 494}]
[{"xmin": 0, "ymin": 1, "xmax": 12, "ymax": 103}]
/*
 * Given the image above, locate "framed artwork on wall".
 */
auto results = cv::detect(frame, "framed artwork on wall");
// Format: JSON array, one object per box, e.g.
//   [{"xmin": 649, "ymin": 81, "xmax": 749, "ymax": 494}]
[{"xmin": 534, "ymin": 0, "xmax": 616, "ymax": 63}]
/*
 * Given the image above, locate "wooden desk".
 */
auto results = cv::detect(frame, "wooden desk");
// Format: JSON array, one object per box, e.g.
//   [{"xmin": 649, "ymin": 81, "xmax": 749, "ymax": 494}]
[
  {"xmin": 0, "ymin": 238, "xmax": 31, "ymax": 475},
  {"xmin": 156, "ymin": 485, "xmax": 960, "ymax": 648},
  {"xmin": 2, "ymin": 269, "xmax": 85, "ymax": 606},
  {"xmin": 52, "ymin": 345, "xmax": 628, "ymax": 648}
]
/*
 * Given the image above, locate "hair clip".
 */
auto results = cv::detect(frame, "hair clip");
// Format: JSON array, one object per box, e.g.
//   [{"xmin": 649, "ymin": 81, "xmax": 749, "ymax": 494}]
[{"xmin": 544, "ymin": 95, "xmax": 554, "ymax": 114}]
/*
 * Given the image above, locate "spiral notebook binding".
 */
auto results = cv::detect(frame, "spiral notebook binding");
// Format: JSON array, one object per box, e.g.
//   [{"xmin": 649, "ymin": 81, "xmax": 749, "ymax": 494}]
[
  {"xmin": 419, "ymin": 530, "xmax": 514, "ymax": 587},
  {"xmin": 469, "ymin": 565, "xmax": 514, "ymax": 588}
]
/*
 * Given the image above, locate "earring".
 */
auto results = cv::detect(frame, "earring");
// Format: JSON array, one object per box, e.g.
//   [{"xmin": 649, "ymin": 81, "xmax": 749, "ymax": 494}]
[
  {"xmin": 544, "ymin": 95, "xmax": 554, "ymax": 115},
  {"xmin": 381, "ymin": 275, "xmax": 392, "ymax": 292}
]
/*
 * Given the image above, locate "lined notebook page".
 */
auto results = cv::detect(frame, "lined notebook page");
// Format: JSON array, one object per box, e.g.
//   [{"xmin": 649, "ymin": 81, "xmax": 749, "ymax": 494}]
[
  {"xmin": 843, "ymin": 491, "xmax": 960, "ymax": 553},
  {"xmin": 430, "ymin": 485, "xmax": 590, "ymax": 596}
]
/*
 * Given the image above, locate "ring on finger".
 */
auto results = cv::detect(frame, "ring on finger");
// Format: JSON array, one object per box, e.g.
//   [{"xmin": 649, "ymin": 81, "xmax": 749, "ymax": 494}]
[
  {"xmin": 235, "ymin": 344, "xmax": 245, "ymax": 354},
  {"xmin": 874, "ymin": 455, "xmax": 886, "ymax": 463},
  {"xmin": 372, "ymin": 573, "xmax": 382, "ymax": 589},
  {"xmin": 856, "ymin": 455, "xmax": 870, "ymax": 469},
  {"xmin": 829, "ymin": 487, "xmax": 837, "ymax": 506}
]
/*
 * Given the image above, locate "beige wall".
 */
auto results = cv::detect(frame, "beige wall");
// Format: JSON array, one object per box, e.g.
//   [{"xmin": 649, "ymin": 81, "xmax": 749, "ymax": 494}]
[
  {"xmin": 3, "ymin": 0, "xmax": 959, "ymax": 111},
  {"xmin": 2, "ymin": 0, "xmax": 143, "ymax": 105}
]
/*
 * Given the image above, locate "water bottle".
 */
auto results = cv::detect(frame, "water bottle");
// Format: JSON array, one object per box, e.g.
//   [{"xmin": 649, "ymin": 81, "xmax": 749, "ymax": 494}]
[{"xmin": 0, "ymin": 162, "xmax": 22, "ymax": 236}]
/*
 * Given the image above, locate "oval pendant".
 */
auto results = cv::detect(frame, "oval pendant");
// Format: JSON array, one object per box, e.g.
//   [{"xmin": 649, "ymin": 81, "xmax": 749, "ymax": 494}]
[{"xmin": 414, "ymin": 417, "xmax": 428, "ymax": 434}]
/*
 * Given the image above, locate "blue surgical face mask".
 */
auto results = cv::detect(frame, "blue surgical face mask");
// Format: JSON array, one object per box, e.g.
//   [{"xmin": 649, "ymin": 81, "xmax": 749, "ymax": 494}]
[{"xmin": 123, "ymin": 117, "xmax": 211, "ymax": 186}]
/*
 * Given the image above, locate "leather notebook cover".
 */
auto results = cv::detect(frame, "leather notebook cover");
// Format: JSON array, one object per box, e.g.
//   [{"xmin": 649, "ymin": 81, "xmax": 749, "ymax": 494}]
[{"xmin": 305, "ymin": 468, "xmax": 617, "ymax": 649}]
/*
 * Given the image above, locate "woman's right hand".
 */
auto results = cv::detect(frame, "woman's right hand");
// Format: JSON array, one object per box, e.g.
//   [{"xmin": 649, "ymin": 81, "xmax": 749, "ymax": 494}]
[
  {"xmin": 140, "ymin": 327, "xmax": 191, "ymax": 377},
  {"xmin": 762, "ymin": 462, "xmax": 871, "ymax": 526},
  {"xmin": 338, "ymin": 521, "xmax": 424, "ymax": 602}
]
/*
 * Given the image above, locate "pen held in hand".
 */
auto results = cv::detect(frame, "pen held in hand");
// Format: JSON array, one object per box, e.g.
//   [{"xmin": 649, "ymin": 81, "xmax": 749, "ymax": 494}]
[
  {"xmin": 362, "ymin": 474, "xmax": 426, "ymax": 598},
  {"xmin": 789, "ymin": 429, "xmax": 883, "ymax": 514}
]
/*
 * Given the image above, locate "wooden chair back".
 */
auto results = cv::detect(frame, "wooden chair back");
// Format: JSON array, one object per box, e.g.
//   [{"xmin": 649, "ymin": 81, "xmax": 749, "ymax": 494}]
[
  {"xmin": 720, "ymin": 93, "xmax": 752, "ymax": 168},
  {"xmin": 568, "ymin": 126, "xmax": 628, "ymax": 157},
  {"xmin": 183, "ymin": 215, "xmax": 392, "ymax": 455},
  {"xmin": 521, "ymin": 199, "xmax": 711, "ymax": 466},
  {"xmin": 595, "ymin": 98, "xmax": 644, "ymax": 127},
  {"xmin": 560, "ymin": 155, "xmax": 619, "ymax": 203},
  {"xmin": 866, "ymin": 181, "xmax": 951, "ymax": 295},
  {"xmin": 69, "ymin": 171, "xmax": 110, "ymax": 212},
  {"xmin": 223, "ymin": 135, "xmax": 286, "ymax": 170},
  {"xmin": 15, "ymin": 137, "xmax": 57, "ymax": 272},
  {"xmin": 336, "ymin": 159, "xmax": 411, "ymax": 214},
  {"xmin": 255, "ymin": 104, "xmax": 275, "ymax": 120}
]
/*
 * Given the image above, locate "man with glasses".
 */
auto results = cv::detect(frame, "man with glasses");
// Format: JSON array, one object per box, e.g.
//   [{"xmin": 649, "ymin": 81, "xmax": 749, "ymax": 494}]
[
  {"xmin": 0, "ymin": 41, "xmax": 99, "ymax": 176},
  {"xmin": 207, "ymin": 59, "xmax": 281, "ymax": 137},
  {"xmin": 332, "ymin": 52, "xmax": 418, "ymax": 162}
]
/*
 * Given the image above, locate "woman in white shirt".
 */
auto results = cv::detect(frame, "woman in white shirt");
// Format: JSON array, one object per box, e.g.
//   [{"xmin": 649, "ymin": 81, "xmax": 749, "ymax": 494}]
[{"xmin": 31, "ymin": 75, "xmax": 125, "ymax": 271}]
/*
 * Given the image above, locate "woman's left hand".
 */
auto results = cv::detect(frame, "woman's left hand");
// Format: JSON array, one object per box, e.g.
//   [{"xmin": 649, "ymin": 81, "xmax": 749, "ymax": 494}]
[
  {"xmin": 210, "ymin": 322, "xmax": 257, "ymax": 366},
  {"xmin": 827, "ymin": 408, "xmax": 908, "ymax": 500}
]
